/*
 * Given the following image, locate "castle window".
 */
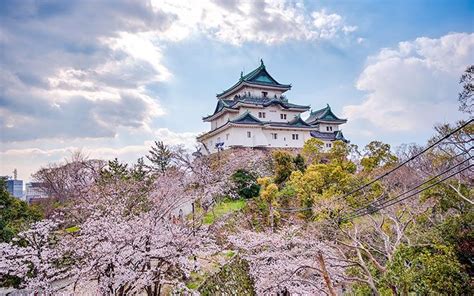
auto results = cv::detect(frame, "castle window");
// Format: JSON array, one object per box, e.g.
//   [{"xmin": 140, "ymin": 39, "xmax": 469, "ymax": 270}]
[
  {"xmin": 262, "ymin": 91, "xmax": 268, "ymax": 97},
  {"xmin": 226, "ymin": 133, "xmax": 229, "ymax": 140},
  {"xmin": 271, "ymin": 133, "xmax": 278, "ymax": 140},
  {"xmin": 326, "ymin": 126, "xmax": 333, "ymax": 131},
  {"xmin": 247, "ymin": 131, "xmax": 251, "ymax": 138},
  {"xmin": 280, "ymin": 114, "xmax": 287, "ymax": 120},
  {"xmin": 292, "ymin": 134, "xmax": 299, "ymax": 140},
  {"xmin": 258, "ymin": 112, "xmax": 266, "ymax": 118},
  {"xmin": 326, "ymin": 143, "xmax": 332, "ymax": 148}
]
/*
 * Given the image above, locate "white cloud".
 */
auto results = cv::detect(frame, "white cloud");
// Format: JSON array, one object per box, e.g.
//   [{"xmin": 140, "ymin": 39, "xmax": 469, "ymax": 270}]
[
  {"xmin": 0, "ymin": 0, "xmax": 356, "ymax": 142},
  {"xmin": 0, "ymin": 128, "xmax": 198, "ymax": 181},
  {"xmin": 0, "ymin": 2, "xmax": 173, "ymax": 142},
  {"xmin": 154, "ymin": 128, "xmax": 198, "ymax": 149},
  {"xmin": 343, "ymin": 33, "xmax": 473, "ymax": 136},
  {"xmin": 103, "ymin": 32, "xmax": 172, "ymax": 82},
  {"xmin": 312, "ymin": 9, "xmax": 357, "ymax": 39},
  {"xmin": 152, "ymin": 0, "xmax": 357, "ymax": 45}
]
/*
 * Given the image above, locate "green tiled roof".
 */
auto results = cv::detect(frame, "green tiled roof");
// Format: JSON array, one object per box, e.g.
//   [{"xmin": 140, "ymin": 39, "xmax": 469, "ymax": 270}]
[
  {"xmin": 203, "ymin": 96, "xmax": 310, "ymax": 120},
  {"xmin": 306, "ymin": 104, "xmax": 347, "ymax": 124},
  {"xmin": 229, "ymin": 111, "xmax": 263, "ymax": 125},
  {"xmin": 217, "ymin": 60, "xmax": 291, "ymax": 98},
  {"xmin": 310, "ymin": 130, "xmax": 349, "ymax": 143},
  {"xmin": 288, "ymin": 115, "xmax": 312, "ymax": 127}
]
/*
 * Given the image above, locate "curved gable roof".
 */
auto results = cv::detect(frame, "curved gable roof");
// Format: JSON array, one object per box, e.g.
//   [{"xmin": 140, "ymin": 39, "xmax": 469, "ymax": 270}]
[
  {"xmin": 288, "ymin": 115, "xmax": 312, "ymax": 127},
  {"xmin": 217, "ymin": 60, "xmax": 291, "ymax": 98},
  {"xmin": 229, "ymin": 111, "xmax": 263, "ymax": 125},
  {"xmin": 306, "ymin": 104, "xmax": 347, "ymax": 124}
]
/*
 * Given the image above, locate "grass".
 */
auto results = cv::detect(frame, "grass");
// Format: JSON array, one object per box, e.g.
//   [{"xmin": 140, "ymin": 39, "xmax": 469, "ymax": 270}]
[
  {"xmin": 225, "ymin": 250, "xmax": 236, "ymax": 258},
  {"xmin": 202, "ymin": 199, "xmax": 246, "ymax": 225},
  {"xmin": 65, "ymin": 225, "xmax": 80, "ymax": 233},
  {"xmin": 186, "ymin": 271, "xmax": 206, "ymax": 290}
]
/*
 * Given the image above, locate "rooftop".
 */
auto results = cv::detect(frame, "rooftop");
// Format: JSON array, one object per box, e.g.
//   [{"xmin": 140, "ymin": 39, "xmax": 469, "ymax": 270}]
[
  {"xmin": 310, "ymin": 130, "xmax": 348, "ymax": 142},
  {"xmin": 306, "ymin": 104, "xmax": 347, "ymax": 124},
  {"xmin": 217, "ymin": 60, "xmax": 291, "ymax": 98},
  {"xmin": 204, "ymin": 95, "xmax": 310, "ymax": 120}
]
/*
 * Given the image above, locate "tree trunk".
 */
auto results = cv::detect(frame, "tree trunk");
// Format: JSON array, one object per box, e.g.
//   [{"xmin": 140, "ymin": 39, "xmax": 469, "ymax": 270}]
[
  {"xmin": 269, "ymin": 202, "xmax": 274, "ymax": 232},
  {"xmin": 316, "ymin": 251, "xmax": 337, "ymax": 296}
]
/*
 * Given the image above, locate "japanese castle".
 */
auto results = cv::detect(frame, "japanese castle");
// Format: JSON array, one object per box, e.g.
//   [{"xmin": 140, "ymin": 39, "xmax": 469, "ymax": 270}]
[{"xmin": 197, "ymin": 60, "xmax": 348, "ymax": 154}]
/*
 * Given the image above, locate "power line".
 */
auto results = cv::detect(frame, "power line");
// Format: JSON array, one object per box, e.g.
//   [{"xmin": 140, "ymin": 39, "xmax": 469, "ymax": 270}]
[
  {"xmin": 333, "ymin": 119, "xmax": 473, "ymax": 203},
  {"xmin": 341, "ymin": 162, "xmax": 473, "ymax": 221},
  {"xmin": 276, "ymin": 119, "xmax": 473, "ymax": 215},
  {"xmin": 347, "ymin": 164, "xmax": 472, "ymax": 220},
  {"xmin": 345, "ymin": 155, "xmax": 472, "ymax": 219},
  {"xmin": 344, "ymin": 158, "xmax": 472, "ymax": 220}
]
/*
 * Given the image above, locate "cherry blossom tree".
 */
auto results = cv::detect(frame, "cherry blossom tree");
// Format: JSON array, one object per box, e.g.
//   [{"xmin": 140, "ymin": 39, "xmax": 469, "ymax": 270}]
[
  {"xmin": 1, "ymin": 169, "xmax": 218, "ymax": 295},
  {"xmin": 228, "ymin": 226, "xmax": 344, "ymax": 295},
  {"xmin": 32, "ymin": 151, "xmax": 105, "ymax": 215}
]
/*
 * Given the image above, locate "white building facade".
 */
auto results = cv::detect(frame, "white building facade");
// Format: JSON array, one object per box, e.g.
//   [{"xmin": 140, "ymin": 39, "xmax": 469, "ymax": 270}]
[{"xmin": 197, "ymin": 60, "xmax": 348, "ymax": 153}]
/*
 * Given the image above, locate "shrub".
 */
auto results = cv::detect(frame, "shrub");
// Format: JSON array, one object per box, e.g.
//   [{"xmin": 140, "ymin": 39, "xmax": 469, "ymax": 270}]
[{"xmin": 231, "ymin": 169, "xmax": 260, "ymax": 199}]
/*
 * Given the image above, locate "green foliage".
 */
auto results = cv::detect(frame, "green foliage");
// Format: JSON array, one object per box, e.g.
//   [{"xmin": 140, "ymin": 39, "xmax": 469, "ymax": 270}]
[
  {"xmin": 146, "ymin": 140, "xmax": 173, "ymax": 174},
  {"xmin": 430, "ymin": 211, "xmax": 474, "ymax": 275},
  {"xmin": 287, "ymin": 141, "xmax": 358, "ymax": 219},
  {"xmin": 65, "ymin": 225, "xmax": 80, "ymax": 233},
  {"xmin": 302, "ymin": 138, "xmax": 324, "ymax": 164},
  {"xmin": 130, "ymin": 157, "xmax": 148, "ymax": 181},
  {"xmin": 421, "ymin": 180, "xmax": 472, "ymax": 214},
  {"xmin": 0, "ymin": 180, "xmax": 43, "ymax": 288},
  {"xmin": 276, "ymin": 185, "xmax": 296, "ymax": 209},
  {"xmin": 0, "ymin": 180, "xmax": 43, "ymax": 243},
  {"xmin": 327, "ymin": 140, "xmax": 353, "ymax": 165},
  {"xmin": 272, "ymin": 150, "xmax": 295, "ymax": 185},
  {"xmin": 202, "ymin": 199, "xmax": 246, "ymax": 225},
  {"xmin": 231, "ymin": 169, "xmax": 260, "ymax": 199},
  {"xmin": 100, "ymin": 158, "xmax": 129, "ymax": 181},
  {"xmin": 186, "ymin": 271, "xmax": 206, "ymax": 290},
  {"xmin": 198, "ymin": 257, "xmax": 255, "ymax": 295},
  {"xmin": 257, "ymin": 177, "xmax": 280, "ymax": 229},
  {"xmin": 360, "ymin": 141, "xmax": 398, "ymax": 173},
  {"xmin": 257, "ymin": 177, "xmax": 279, "ymax": 204},
  {"xmin": 293, "ymin": 154, "xmax": 306, "ymax": 172},
  {"xmin": 384, "ymin": 244, "xmax": 470, "ymax": 295}
]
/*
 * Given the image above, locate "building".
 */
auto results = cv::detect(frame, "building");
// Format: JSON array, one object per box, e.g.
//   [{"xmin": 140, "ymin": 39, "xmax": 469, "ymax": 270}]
[
  {"xmin": 7, "ymin": 179, "xmax": 23, "ymax": 198},
  {"xmin": 25, "ymin": 182, "xmax": 48, "ymax": 203},
  {"xmin": 3, "ymin": 177, "xmax": 24, "ymax": 199},
  {"xmin": 197, "ymin": 60, "xmax": 348, "ymax": 153}
]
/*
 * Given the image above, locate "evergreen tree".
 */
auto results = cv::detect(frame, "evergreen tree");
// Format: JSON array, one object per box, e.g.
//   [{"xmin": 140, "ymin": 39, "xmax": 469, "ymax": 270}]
[
  {"xmin": 100, "ymin": 158, "xmax": 129, "ymax": 181},
  {"xmin": 293, "ymin": 154, "xmax": 306, "ymax": 172},
  {"xmin": 0, "ymin": 179, "xmax": 43, "ymax": 243},
  {"xmin": 146, "ymin": 141, "xmax": 173, "ymax": 174},
  {"xmin": 131, "ymin": 157, "xmax": 148, "ymax": 181},
  {"xmin": 231, "ymin": 169, "xmax": 260, "ymax": 199},
  {"xmin": 272, "ymin": 150, "xmax": 295, "ymax": 185}
]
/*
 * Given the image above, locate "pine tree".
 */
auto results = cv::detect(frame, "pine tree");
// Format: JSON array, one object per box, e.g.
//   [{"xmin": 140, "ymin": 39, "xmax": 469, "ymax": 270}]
[
  {"xmin": 131, "ymin": 157, "xmax": 148, "ymax": 181},
  {"xmin": 146, "ymin": 141, "xmax": 173, "ymax": 174}
]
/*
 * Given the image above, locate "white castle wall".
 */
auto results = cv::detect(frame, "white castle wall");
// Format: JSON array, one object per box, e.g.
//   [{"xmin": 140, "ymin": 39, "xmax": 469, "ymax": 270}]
[
  {"xmin": 227, "ymin": 86, "xmax": 285, "ymax": 99},
  {"xmin": 203, "ymin": 125, "xmax": 315, "ymax": 153},
  {"xmin": 317, "ymin": 123, "xmax": 339, "ymax": 132},
  {"xmin": 210, "ymin": 105, "xmax": 305, "ymax": 131}
]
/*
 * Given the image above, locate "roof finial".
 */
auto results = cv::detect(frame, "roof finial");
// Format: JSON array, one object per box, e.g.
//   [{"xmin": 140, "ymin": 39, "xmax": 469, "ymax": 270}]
[
  {"xmin": 260, "ymin": 58, "xmax": 264, "ymax": 67},
  {"xmin": 240, "ymin": 71, "xmax": 243, "ymax": 81}
]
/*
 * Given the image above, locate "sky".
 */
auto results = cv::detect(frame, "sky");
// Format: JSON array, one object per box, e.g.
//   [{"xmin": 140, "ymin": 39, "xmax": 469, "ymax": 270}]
[{"xmin": 0, "ymin": 0, "xmax": 473, "ymax": 181}]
